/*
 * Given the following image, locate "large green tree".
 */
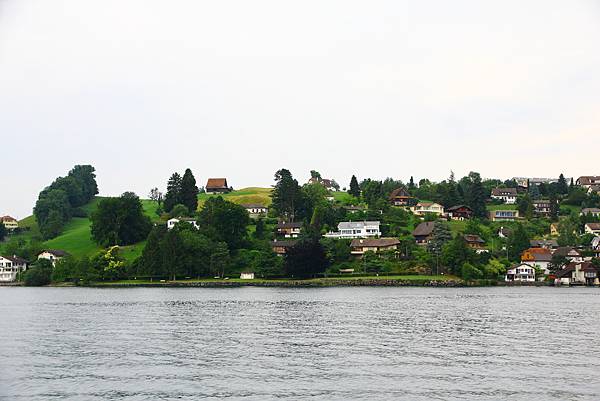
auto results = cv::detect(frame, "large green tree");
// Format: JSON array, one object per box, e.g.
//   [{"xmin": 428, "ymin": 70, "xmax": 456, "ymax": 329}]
[
  {"xmin": 463, "ymin": 172, "xmax": 487, "ymax": 218},
  {"xmin": 271, "ymin": 169, "xmax": 304, "ymax": 221},
  {"xmin": 507, "ymin": 224, "xmax": 530, "ymax": 261},
  {"xmin": 180, "ymin": 168, "xmax": 199, "ymax": 213},
  {"xmin": 197, "ymin": 196, "xmax": 250, "ymax": 250},
  {"xmin": 284, "ymin": 237, "xmax": 328, "ymax": 278},
  {"xmin": 163, "ymin": 172, "xmax": 182, "ymax": 212},
  {"xmin": 348, "ymin": 175, "xmax": 361, "ymax": 198},
  {"xmin": 91, "ymin": 192, "xmax": 152, "ymax": 246}
]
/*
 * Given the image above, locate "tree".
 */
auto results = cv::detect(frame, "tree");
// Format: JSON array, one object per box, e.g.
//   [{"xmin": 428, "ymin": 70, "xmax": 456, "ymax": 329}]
[
  {"xmin": 91, "ymin": 192, "xmax": 152, "ymax": 246},
  {"xmin": 427, "ymin": 222, "xmax": 452, "ymax": 254},
  {"xmin": 310, "ymin": 170, "xmax": 321, "ymax": 180},
  {"xmin": 254, "ymin": 218, "xmax": 266, "ymax": 239},
  {"xmin": 549, "ymin": 193, "xmax": 559, "ymax": 222},
  {"xmin": 517, "ymin": 194, "xmax": 534, "ymax": 219},
  {"xmin": 463, "ymin": 172, "xmax": 487, "ymax": 218},
  {"xmin": 149, "ymin": 187, "xmax": 163, "ymax": 206},
  {"xmin": 441, "ymin": 235, "xmax": 474, "ymax": 275},
  {"xmin": 557, "ymin": 218, "xmax": 578, "ymax": 246},
  {"xmin": 558, "ymin": 173, "xmax": 569, "ymax": 195},
  {"xmin": 548, "ymin": 253, "xmax": 568, "ymax": 273},
  {"xmin": 507, "ymin": 224, "xmax": 530, "ymax": 261},
  {"xmin": 361, "ymin": 179, "xmax": 384, "ymax": 207},
  {"xmin": 284, "ymin": 237, "xmax": 328, "ymax": 278},
  {"xmin": 197, "ymin": 196, "xmax": 250, "ymax": 249},
  {"xmin": 163, "ymin": 172, "xmax": 182, "ymax": 212},
  {"xmin": 271, "ymin": 169, "xmax": 304, "ymax": 221},
  {"xmin": 461, "ymin": 262, "xmax": 482, "ymax": 281},
  {"xmin": 348, "ymin": 175, "xmax": 361, "ymax": 198},
  {"xmin": 23, "ymin": 259, "xmax": 53, "ymax": 286},
  {"xmin": 0, "ymin": 223, "xmax": 6, "ymax": 242},
  {"xmin": 180, "ymin": 168, "xmax": 199, "ymax": 214},
  {"xmin": 170, "ymin": 204, "xmax": 190, "ymax": 218},
  {"xmin": 34, "ymin": 189, "xmax": 71, "ymax": 239},
  {"xmin": 408, "ymin": 176, "xmax": 416, "ymax": 191}
]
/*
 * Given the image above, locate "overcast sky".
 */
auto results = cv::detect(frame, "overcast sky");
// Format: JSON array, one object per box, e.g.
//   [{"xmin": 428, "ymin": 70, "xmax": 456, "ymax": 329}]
[{"xmin": 1, "ymin": 0, "xmax": 600, "ymax": 219}]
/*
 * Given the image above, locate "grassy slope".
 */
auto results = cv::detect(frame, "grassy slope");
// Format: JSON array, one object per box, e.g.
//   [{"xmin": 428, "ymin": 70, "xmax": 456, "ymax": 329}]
[{"xmin": 197, "ymin": 187, "xmax": 272, "ymax": 209}]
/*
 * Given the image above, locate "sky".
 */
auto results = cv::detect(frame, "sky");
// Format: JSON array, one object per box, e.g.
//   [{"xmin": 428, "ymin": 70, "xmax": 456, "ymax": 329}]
[{"xmin": 1, "ymin": 0, "xmax": 600, "ymax": 219}]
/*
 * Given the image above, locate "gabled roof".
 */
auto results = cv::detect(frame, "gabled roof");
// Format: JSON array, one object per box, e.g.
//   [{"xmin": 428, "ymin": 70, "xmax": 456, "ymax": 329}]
[
  {"xmin": 338, "ymin": 221, "xmax": 380, "ymax": 230},
  {"xmin": 270, "ymin": 240, "xmax": 297, "ymax": 248},
  {"xmin": 4, "ymin": 255, "xmax": 27, "ymax": 264},
  {"xmin": 491, "ymin": 188, "xmax": 517, "ymax": 196},
  {"xmin": 553, "ymin": 247, "xmax": 581, "ymax": 257},
  {"xmin": 530, "ymin": 239, "xmax": 558, "ymax": 248},
  {"xmin": 0, "ymin": 215, "xmax": 17, "ymax": 222},
  {"xmin": 389, "ymin": 187, "xmax": 412, "ymax": 199},
  {"xmin": 413, "ymin": 222, "xmax": 435, "ymax": 236},
  {"xmin": 350, "ymin": 238, "xmax": 400, "ymax": 248},
  {"xmin": 206, "ymin": 178, "xmax": 228, "ymax": 189},
  {"xmin": 463, "ymin": 234, "xmax": 484, "ymax": 244},
  {"xmin": 521, "ymin": 248, "xmax": 552, "ymax": 262},
  {"xmin": 577, "ymin": 176, "xmax": 600, "ymax": 185},
  {"xmin": 585, "ymin": 223, "xmax": 600, "ymax": 230},
  {"xmin": 447, "ymin": 205, "xmax": 472, "ymax": 212},
  {"xmin": 276, "ymin": 222, "xmax": 302, "ymax": 229},
  {"xmin": 40, "ymin": 249, "xmax": 70, "ymax": 257}
]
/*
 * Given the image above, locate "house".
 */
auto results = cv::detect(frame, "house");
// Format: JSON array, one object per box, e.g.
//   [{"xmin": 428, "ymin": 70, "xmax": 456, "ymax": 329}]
[
  {"xmin": 491, "ymin": 188, "xmax": 517, "ymax": 204},
  {"xmin": 550, "ymin": 223, "xmax": 559, "ymax": 237},
  {"xmin": 0, "ymin": 216, "xmax": 18, "ymax": 231},
  {"xmin": 505, "ymin": 263, "xmax": 536, "ymax": 282},
  {"xmin": 584, "ymin": 223, "xmax": 600, "ymax": 236},
  {"xmin": 521, "ymin": 248, "xmax": 552, "ymax": 275},
  {"xmin": 587, "ymin": 185, "xmax": 600, "ymax": 195},
  {"xmin": 276, "ymin": 222, "xmax": 302, "ymax": 238},
  {"xmin": 553, "ymin": 247, "xmax": 583, "ymax": 263},
  {"xmin": 529, "ymin": 239, "xmax": 558, "ymax": 250},
  {"xmin": 489, "ymin": 210, "xmax": 519, "ymax": 222},
  {"xmin": 580, "ymin": 208, "xmax": 600, "ymax": 217},
  {"xmin": 463, "ymin": 234, "xmax": 485, "ymax": 250},
  {"xmin": 555, "ymin": 262, "xmax": 600, "ymax": 286},
  {"xmin": 307, "ymin": 177, "xmax": 338, "ymax": 191},
  {"xmin": 324, "ymin": 221, "xmax": 381, "ymax": 239},
  {"xmin": 411, "ymin": 202, "xmax": 444, "ymax": 216},
  {"xmin": 591, "ymin": 237, "xmax": 600, "ymax": 258},
  {"xmin": 344, "ymin": 205, "xmax": 367, "ymax": 214},
  {"xmin": 532, "ymin": 200, "xmax": 552, "ymax": 216},
  {"xmin": 0, "ymin": 255, "xmax": 28, "ymax": 282},
  {"xmin": 350, "ymin": 238, "xmax": 401, "ymax": 257},
  {"xmin": 447, "ymin": 205, "xmax": 473, "ymax": 220},
  {"xmin": 270, "ymin": 240, "xmax": 297, "ymax": 255},
  {"xmin": 389, "ymin": 187, "xmax": 415, "ymax": 207},
  {"xmin": 167, "ymin": 217, "xmax": 199, "ymax": 230},
  {"xmin": 37, "ymin": 250, "xmax": 69, "ymax": 267},
  {"xmin": 205, "ymin": 178, "xmax": 231, "ymax": 194},
  {"xmin": 241, "ymin": 203, "xmax": 268, "ymax": 219},
  {"xmin": 576, "ymin": 176, "xmax": 600, "ymax": 190},
  {"xmin": 240, "ymin": 272, "xmax": 255, "ymax": 280},
  {"xmin": 498, "ymin": 226, "xmax": 512, "ymax": 239},
  {"xmin": 413, "ymin": 222, "xmax": 435, "ymax": 246}
]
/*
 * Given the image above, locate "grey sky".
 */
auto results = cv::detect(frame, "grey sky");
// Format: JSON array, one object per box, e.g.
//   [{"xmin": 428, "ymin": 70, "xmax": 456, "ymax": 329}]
[{"xmin": 1, "ymin": 0, "xmax": 599, "ymax": 219}]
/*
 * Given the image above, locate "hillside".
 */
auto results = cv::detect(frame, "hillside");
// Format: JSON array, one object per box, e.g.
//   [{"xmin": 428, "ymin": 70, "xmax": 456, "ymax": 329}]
[{"xmin": 198, "ymin": 187, "xmax": 272, "ymax": 208}]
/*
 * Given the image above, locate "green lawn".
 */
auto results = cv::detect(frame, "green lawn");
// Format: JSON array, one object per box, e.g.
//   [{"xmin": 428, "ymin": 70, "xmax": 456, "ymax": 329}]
[
  {"xmin": 486, "ymin": 204, "xmax": 518, "ymax": 211},
  {"xmin": 331, "ymin": 191, "xmax": 360, "ymax": 204},
  {"xmin": 197, "ymin": 187, "xmax": 272, "ymax": 209}
]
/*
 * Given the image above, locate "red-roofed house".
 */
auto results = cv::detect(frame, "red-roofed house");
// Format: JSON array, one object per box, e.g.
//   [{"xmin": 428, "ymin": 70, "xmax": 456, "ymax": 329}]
[{"xmin": 205, "ymin": 178, "xmax": 231, "ymax": 194}]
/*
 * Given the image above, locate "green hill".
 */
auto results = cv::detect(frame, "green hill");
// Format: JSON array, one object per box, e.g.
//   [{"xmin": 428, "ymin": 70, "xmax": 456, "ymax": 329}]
[{"xmin": 198, "ymin": 187, "xmax": 272, "ymax": 208}]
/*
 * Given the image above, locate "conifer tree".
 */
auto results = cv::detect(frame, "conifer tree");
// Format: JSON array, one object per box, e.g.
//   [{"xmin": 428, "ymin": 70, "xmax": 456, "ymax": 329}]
[
  {"xmin": 557, "ymin": 173, "xmax": 569, "ymax": 195},
  {"xmin": 348, "ymin": 175, "xmax": 361, "ymax": 198},
  {"xmin": 163, "ymin": 173, "xmax": 182, "ymax": 212},
  {"xmin": 180, "ymin": 168, "xmax": 199, "ymax": 214}
]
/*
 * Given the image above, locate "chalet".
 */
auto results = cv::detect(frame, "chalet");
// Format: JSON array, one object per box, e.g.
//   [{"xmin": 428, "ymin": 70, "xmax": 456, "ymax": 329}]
[
  {"xmin": 505, "ymin": 263, "xmax": 536, "ymax": 282},
  {"xmin": 491, "ymin": 188, "xmax": 517, "ymax": 204},
  {"xmin": 205, "ymin": 178, "xmax": 231, "ymax": 194},
  {"xmin": 521, "ymin": 248, "xmax": 552, "ymax": 275},
  {"xmin": 553, "ymin": 247, "xmax": 583, "ymax": 263},
  {"xmin": 411, "ymin": 202, "xmax": 444, "ymax": 217},
  {"xmin": 576, "ymin": 176, "xmax": 600, "ymax": 190},
  {"xmin": 489, "ymin": 210, "xmax": 519, "ymax": 222},
  {"xmin": 412, "ymin": 222, "xmax": 435, "ymax": 246},
  {"xmin": 167, "ymin": 217, "xmax": 199, "ymax": 230},
  {"xmin": 389, "ymin": 187, "xmax": 415, "ymax": 207},
  {"xmin": 324, "ymin": 221, "xmax": 381, "ymax": 239},
  {"xmin": 307, "ymin": 177, "xmax": 338, "ymax": 191},
  {"xmin": 276, "ymin": 222, "xmax": 302, "ymax": 238},
  {"xmin": 463, "ymin": 234, "xmax": 485, "ymax": 250},
  {"xmin": 241, "ymin": 203, "xmax": 268, "ymax": 219},
  {"xmin": 580, "ymin": 208, "xmax": 600, "ymax": 217},
  {"xmin": 0, "ymin": 216, "xmax": 18, "ymax": 231},
  {"xmin": 529, "ymin": 239, "xmax": 558, "ymax": 250},
  {"xmin": 350, "ymin": 238, "xmax": 401, "ymax": 257},
  {"xmin": 446, "ymin": 205, "xmax": 473, "ymax": 220},
  {"xmin": 0, "ymin": 255, "xmax": 28, "ymax": 282},
  {"xmin": 532, "ymin": 200, "xmax": 552, "ymax": 216},
  {"xmin": 240, "ymin": 272, "xmax": 255, "ymax": 280},
  {"xmin": 555, "ymin": 262, "xmax": 600, "ymax": 286},
  {"xmin": 270, "ymin": 240, "xmax": 297, "ymax": 255},
  {"xmin": 584, "ymin": 223, "xmax": 600, "ymax": 236},
  {"xmin": 37, "ymin": 250, "xmax": 70, "ymax": 267}
]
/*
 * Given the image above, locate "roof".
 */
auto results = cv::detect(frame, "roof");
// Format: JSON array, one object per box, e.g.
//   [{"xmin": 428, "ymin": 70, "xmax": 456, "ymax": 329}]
[
  {"xmin": 556, "ymin": 262, "xmax": 598, "ymax": 277},
  {"xmin": 350, "ymin": 238, "xmax": 401, "ymax": 248},
  {"xmin": 554, "ymin": 247, "xmax": 581, "ymax": 257},
  {"xmin": 344, "ymin": 205, "xmax": 366, "ymax": 211},
  {"xmin": 270, "ymin": 240, "xmax": 297, "ymax": 248},
  {"xmin": 447, "ymin": 205, "xmax": 472, "ymax": 212},
  {"xmin": 241, "ymin": 203, "xmax": 267, "ymax": 209},
  {"xmin": 276, "ymin": 222, "xmax": 302, "ymax": 229},
  {"xmin": 530, "ymin": 239, "xmax": 558, "ymax": 248},
  {"xmin": 416, "ymin": 202, "xmax": 442, "ymax": 208},
  {"xmin": 585, "ymin": 223, "xmax": 600, "ymax": 230},
  {"xmin": 338, "ymin": 221, "xmax": 380, "ymax": 230},
  {"xmin": 491, "ymin": 210, "xmax": 518, "ymax": 216},
  {"xmin": 0, "ymin": 215, "xmax": 17, "ymax": 222},
  {"xmin": 389, "ymin": 187, "xmax": 411, "ymax": 199},
  {"xmin": 206, "ymin": 178, "xmax": 228, "ymax": 189},
  {"xmin": 491, "ymin": 188, "xmax": 517, "ymax": 196},
  {"xmin": 413, "ymin": 222, "xmax": 435, "ymax": 237},
  {"xmin": 463, "ymin": 234, "xmax": 484, "ymax": 244},
  {"xmin": 582, "ymin": 208, "xmax": 600, "ymax": 214},
  {"xmin": 577, "ymin": 176, "xmax": 600, "ymax": 185},
  {"xmin": 1, "ymin": 255, "xmax": 27, "ymax": 264},
  {"xmin": 522, "ymin": 248, "xmax": 552, "ymax": 262},
  {"xmin": 507, "ymin": 263, "xmax": 535, "ymax": 272},
  {"xmin": 40, "ymin": 249, "xmax": 70, "ymax": 257}
]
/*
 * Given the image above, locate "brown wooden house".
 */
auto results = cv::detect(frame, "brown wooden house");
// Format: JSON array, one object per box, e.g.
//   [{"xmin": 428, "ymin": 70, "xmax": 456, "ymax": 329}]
[
  {"xmin": 446, "ymin": 205, "xmax": 473, "ymax": 220},
  {"xmin": 205, "ymin": 178, "xmax": 231, "ymax": 194},
  {"xmin": 389, "ymin": 187, "xmax": 415, "ymax": 207}
]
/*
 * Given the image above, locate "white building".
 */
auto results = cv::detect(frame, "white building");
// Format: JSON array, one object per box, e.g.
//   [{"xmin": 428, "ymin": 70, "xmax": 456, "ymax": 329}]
[
  {"xmin": 584, "ymin": 223, "xmax": 600, "ymax": 236},
  {"xmin": 0, "ymin": 216, "xmax": 18, "ymax": 231},
  {"xmin": 491, "ymin": 188, "xmax": 518, "ymax": 204},
  {"xmin": 324, "ymin": 221, "xmax": 381, "ymax": 239},
  {"xmin": 505, "ymin": 263, "xmax": 536, "ymax": 282},
  {"xmin": 241, "ymin": 204, "xmax": 268, "ymax": 219},
  {"xmin": 240, "ymin": 272, "xmax": 255, "ymax": 280},
  {"xmin": 167, "ymin": 217, "xmax": 199, "ymax": 230},
  {"xmin": 556, "ymin": 262, "xmax": 599, "ymax": 286},
  {"xmin": 37, "ymin": 250, "xmax": 69, "ymax": 267},
  {"xmin": 411, "ymin": 202, "xmax": 445, "ymax": 216},
  {"xmin": 0, "ymin": 255, "xmax": 28, "ymax": 282}
]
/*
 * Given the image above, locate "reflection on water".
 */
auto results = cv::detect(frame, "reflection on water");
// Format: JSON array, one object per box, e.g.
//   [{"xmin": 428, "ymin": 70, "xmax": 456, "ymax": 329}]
[{"xmin": 1, "ymin": 287, "xmax": 600, "ymax": 400}]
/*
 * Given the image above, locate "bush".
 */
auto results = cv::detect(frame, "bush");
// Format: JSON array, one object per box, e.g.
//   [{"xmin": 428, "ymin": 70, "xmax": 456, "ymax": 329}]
[
  {"xmin": 23, "ymin": 259, "xmax": 53, "ymax": 286},
  {"xmin": 460, "ymin": 262, "xmax": 482, "ymax": 281}
]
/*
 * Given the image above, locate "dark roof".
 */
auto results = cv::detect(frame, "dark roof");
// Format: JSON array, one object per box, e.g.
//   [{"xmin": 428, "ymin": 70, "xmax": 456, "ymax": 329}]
[
  {"xmin": 0, "ymin": 215, "xmax": 17, "ymax": 222},
  {"xmin": 491, "ymin": 188, "xmax": 517, "ymax": 196},
  {"xmin": 554, "ymin": 247, "xmax": 581, "ymax": 257},
  {"xmin": 389, "ymin": 187, "xmax": 412, "ymax": 199},
  {"xmin": 412, "ymin": 222, "xmax": 435, "ymax": 237},
  {"xmin": 577, "ymin": 176, "xmax": 600, "ymax": 186},
  {"xmin": 530, "ymin": 239, "xmax": 558, "ymax": 248},
  {"xmin": 276, "ymin": 222, "xmax": 302, "ymax": 229},
  {"xmin": 586, "ymin": 223, "xmax": 600, "ymax": 230},
  {"xmin": 447, "ymin": 205, "xmax": 472, "ymax": 212},
  {"xmin": 350, "ymin": 238, "xmax": 401, "ymax": 248},
  {"xmin": 270, "ymin": 240, "xmax": 297, "ymax": 248},
  {"xmin": 463, "ymin": 234, "xmax": 484, "ymax": 244},
  {"xmin": 581, "ymin": 208, "xmax": 600, "ymax": 214},
  {"xmin": 206, "ymin": 178, "xmax": 228, "ymax": 189},
  {"xmin": 41, "ymin": 249, "xmax": 70, "ymax": 257},
  {"xmin": 2, "ymin": 255, "xmax": 27, "ymax": 264}
]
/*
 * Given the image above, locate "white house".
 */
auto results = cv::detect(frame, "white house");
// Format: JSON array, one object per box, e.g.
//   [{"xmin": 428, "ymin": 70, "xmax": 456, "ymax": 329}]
[
  {"xmin": 584, "ymin": 223, "xmax": 600, "ymax": 236},
  {"xmin": 167, "ymin": 217, "xmax": 199, "ymax": 230},
  {"xmin": 505, "ymin": 263, "xmax": 536, "ymax": 282},
  {"xmin": 324, "ymin": 221, "xmax": 381, "ymax": 239},
  {"xmin": 0, "ymin": 216, "xmax": 18, "ymax": 231},
  {"xmin": 241, "ymin": 204, "xmax": 268, "ymax": 219},
  {"xmin": 581, "ymin": 208, "xmax": 600, "ymax": 217},
  {"xmin": 240, "ymin": 272, "xmax": 255, "ymax": 280},
  {"xmin": 491, "ymin": 188, "xmax": 518, "ymax": 204},
  {"xmin": 0, "ymin": 255, "xmax": 28, "ymax": 282},
  {"xmin": 556, "ymin": 262, "xmax": 599, "ymax": 286},
  {"xmin": 411, "ymin": 202, "xmax": 444, "ymax": 216},
  {"xmin": 37, "ymin": 250, "xmax": 69, "ymax": 267},
  {"xmin": 591, "ymin": 237, "xmax": 600, "ymax": 258}
]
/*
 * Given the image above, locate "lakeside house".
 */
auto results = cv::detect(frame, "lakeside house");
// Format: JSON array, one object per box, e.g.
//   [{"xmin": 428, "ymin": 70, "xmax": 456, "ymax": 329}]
[
  {"xmin": 413, "ymin": 222, "xmax": 435, "ymax": 246},
  {"xmin": 276, "ymin": 222, "xmax": 302, "ymax": 238},
  {"xmin": 581, "ymin": 208, "xmax": 600, "ymax": 217},
  {"xmin": 0, "ymin": 255, "xmax": 28, "ymax": 282},
  {"xmin": 530, "ymin": 239, "xmax": 559, "ymax": 250},
  {"xmin": 554, "ymin": 247, "xmax": 583, "ymax": 263},
  {"xmin": 521, "ymin": 248, "xmax": 552, "ymax": 275},
  {"xmin": 463, "ymin": 234, "xmax": 486, "ymax": 251},
  {"xmin": 389, "ymin": 187, "xmax": 415, "ymax": 207},
  {"xmin": 584, "ymin": 223, "xmax": 600, "ymax": 236},
  {"xmin": 324, "ymin": 221, "xmax": 381, "ymax": 239},
  {"xmin": 270, "ymin": 240, "xmax": 297, "ymax": 255},
  {"xmin": 241, "ymin": 203, "xmax": 268, "ymax": 219},
  {"xmin": 576, "ymin": 176, "xmax": 600, "ymax": 190},
  {"xmin": 505, "ymin": 263, "xmax": 536, "ymax": 282},
  {"xmin": 0, "ymin": 216, "xmax": 18, "ymax": 231},
  {"xmin": 489, "ymin": 210, "xmax": 519, "ymax": 222},
  {"xmin": 167, "ymin": 217, "xmax": 199, "ymax": 230},
  {"xmin": 205, "ymin": 178, "xmax": 231, "ymax": 194},
  {"xmin": 446, "ymin": 205, "xmax": 473, "ymax": 220},
  {"xmin": 350, "ymin": 238, "xmax": 401, "ymax": 257},
  {"xmin": 240, "ymin": 272, "xmax": 255, "ymax": 280},
  {"xmin": 491, "ymin": 188, "xmax": 517, "ymax": 204},
  {"xmin": 555, "ymin": 262, "xmax": 600, "ymax": 286},
  {"xmin": 37, "ymin": 250, "xmax": 69, "ymax": 267},
  {"xmin": 411, "ymin": 202, "xmax": 444, "ymax": 217}
]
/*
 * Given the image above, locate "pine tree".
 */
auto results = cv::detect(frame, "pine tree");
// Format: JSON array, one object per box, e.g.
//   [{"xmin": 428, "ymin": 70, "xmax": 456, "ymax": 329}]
[
  {"xmin": 271, "ymin": 169, "xmax": 302, "ymax": 221},
  {"xmin": 180, "ymin": 168, "xmax": 199, "ymax": 214},
  {"xmin": 408, "ymin": 176, "xmax": 416, "ymax": 191},
  {"xmin": 465, "ymin": 172, "xmax": 487, "ymax": 218},
  {"xmin": 507, "ymin": 224, "xmax": 530, "ymax": 261},
  {"xmin": 558, "ymin": 173, "xmax": 569, "ymax": 195},
  {"xmin": 348, "ymin": 175, "xmax": 361, "ymax": 198},
  {"xmin": 163, "ymin": 173, "xmax": 182, "ymax": 212},
  {"xmin": 549, "ymin": 192, "xmax": 559, "ymax": 222}
]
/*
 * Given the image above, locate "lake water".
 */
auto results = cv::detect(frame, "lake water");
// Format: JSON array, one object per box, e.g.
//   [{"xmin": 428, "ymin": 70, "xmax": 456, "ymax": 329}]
[{"xmin": 1, "ymin": 287, "xmax": 600, "ymax": 401}]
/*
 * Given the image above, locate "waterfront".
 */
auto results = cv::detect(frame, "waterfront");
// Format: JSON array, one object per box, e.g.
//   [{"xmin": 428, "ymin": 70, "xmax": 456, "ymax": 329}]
[{"xmin": 1, "ymin": 287, "xmax": 600, "ymax": 400}]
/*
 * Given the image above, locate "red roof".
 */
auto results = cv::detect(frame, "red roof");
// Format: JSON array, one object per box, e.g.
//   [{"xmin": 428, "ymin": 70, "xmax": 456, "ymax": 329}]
[{"xmin": 206, "ymin": 178, "xmax": 228, "ymax": 189}]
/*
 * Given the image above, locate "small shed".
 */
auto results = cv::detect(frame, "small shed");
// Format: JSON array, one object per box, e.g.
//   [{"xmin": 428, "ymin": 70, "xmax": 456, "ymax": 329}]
[{"xmin": 240, "ymin": 272, "xmax": 255, "ymax": 280}]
